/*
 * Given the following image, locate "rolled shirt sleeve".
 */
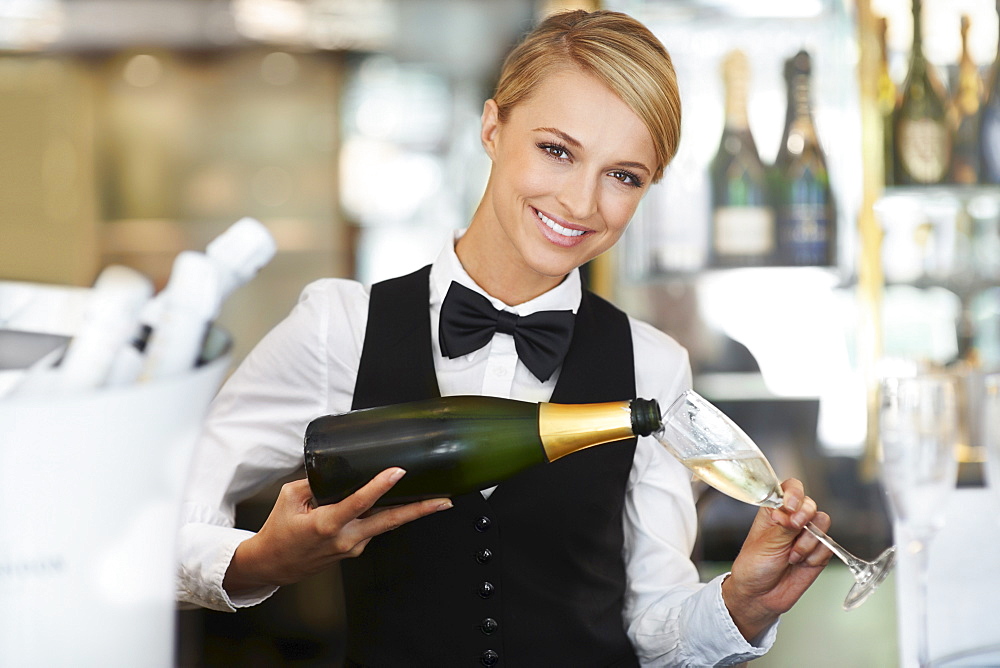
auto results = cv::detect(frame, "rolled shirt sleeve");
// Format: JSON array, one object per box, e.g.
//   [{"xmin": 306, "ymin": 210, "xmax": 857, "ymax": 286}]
[{"xmin": 176, "ymin": 279, "xmax": 368, "ymax": 611}]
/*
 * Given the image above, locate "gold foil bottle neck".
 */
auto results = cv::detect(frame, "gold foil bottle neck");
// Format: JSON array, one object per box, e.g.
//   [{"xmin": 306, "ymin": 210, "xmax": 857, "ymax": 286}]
[{"xmin": 538, "ymin": 400, "xmax": 637, "ymax": 462}]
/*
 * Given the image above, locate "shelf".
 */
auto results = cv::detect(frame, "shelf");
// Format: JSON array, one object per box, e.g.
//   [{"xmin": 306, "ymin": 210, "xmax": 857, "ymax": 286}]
[{"xmin": 694, "ymin": 372, "xmax": 821, "ymax": 402}]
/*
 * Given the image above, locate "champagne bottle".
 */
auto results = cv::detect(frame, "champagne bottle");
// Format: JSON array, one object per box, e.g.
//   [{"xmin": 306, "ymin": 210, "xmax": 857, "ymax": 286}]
[
  {"xmin": 894, "ymin": 0, "xmax": 951, "ymax": 185},
  {"xmin": 771, "ymin": 50, "xmax": 837, "ymax": 267},
  {"xmin": 877, "ymin": 16, "xmax": 898, "ymax": 186},
  {"xmin": 980, "ymin": 0, "xmax": 1000, "ymax": 183},
  {"xmin": 710, "ymin": 49, "xmax": 776, "ymax": 267},
  {"xmin": 304, "ymin": 395, "xmax": 662, "ymax": 506},
  {"xmin": 950, "ymin": 14, "xmax": 984, "ymax": 185}
]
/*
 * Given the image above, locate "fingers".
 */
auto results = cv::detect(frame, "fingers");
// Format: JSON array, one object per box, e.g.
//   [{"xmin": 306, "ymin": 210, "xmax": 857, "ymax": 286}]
[
  {"xmin": 311, "ymin": 467, "xmax": 453, "ymax": 550},
  {"xmin": 359, "ymin": 497, "xmax": 454, "ymax": 536},
  {"xmin": 787, "ymin": 511, "xmax": 833, "ymax": 566},
  {"xmin": 769, "ymin": 478, "xmax": 814, "ymax": 530},
  {"xmin": 280, "ymin": 478, "xmax": 318, "ymax": 510},
  {"xmin": 341, "ymin": 467, "xmax": 408, "ymax": 517},
  {"xmin": 307, "ymin": 467, "xmax": 406, "ymax": 537},
  {"xmin": 777, "ymin": 478, "xmax": 805, "ymax": 516}
]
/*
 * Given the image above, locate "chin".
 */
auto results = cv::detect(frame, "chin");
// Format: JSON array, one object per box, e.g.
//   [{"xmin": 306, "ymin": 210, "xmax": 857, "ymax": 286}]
[{"xmin": 525, "ymin": 248, "xmax": 591, "ymax": 280}]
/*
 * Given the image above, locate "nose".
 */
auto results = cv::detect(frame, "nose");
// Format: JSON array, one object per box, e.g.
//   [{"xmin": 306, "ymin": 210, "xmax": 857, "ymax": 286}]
[{"xmin": 555, "ymin": 172, "xmax": 599, "ymax": 222}]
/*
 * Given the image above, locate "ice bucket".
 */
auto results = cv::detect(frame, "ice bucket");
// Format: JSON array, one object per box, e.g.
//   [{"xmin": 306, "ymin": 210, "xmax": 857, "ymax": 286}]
[{"xmin": 0, "ymin": 281, "xmax": 231, "ymax": 667}]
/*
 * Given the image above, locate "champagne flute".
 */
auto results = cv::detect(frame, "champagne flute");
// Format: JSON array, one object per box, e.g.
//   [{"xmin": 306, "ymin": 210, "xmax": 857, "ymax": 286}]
[
  {"xmin": 879, "ymin": 374, "xmax": 959, "ymax": 668},
  {"xmin": 655, "ymin": 389, "xmax": 895, "ymax": 611}
]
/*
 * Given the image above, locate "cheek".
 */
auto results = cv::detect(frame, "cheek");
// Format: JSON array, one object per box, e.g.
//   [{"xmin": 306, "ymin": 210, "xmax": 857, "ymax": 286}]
[
  {"xmin": 497, "ymin": 148, "xmax": 556, "ymax": 195},
  {"xmin": 601, "ymin": 192, "xmax": 642, "ymax": 232}
]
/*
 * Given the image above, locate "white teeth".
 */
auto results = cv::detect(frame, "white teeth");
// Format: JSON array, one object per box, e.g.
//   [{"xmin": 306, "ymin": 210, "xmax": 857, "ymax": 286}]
[{"xmin": 536, "ymin": 210, "xmax": 585, "ymax": 237}]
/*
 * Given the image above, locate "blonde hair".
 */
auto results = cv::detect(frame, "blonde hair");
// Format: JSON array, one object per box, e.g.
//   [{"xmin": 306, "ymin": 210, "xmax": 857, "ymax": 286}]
[{"xmin": 493, "ymin": 9, "xmax": 681, "ymax": 183}]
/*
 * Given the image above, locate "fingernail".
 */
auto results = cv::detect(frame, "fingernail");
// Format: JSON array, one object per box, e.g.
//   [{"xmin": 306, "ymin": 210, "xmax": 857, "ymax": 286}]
[
  {"xmin": 437, "ymin": 499, "xmax": 454, "ymax": 511},
  {"xmin": 389, "ymin": 468, "xmax": 406, "ymax": 483},
  {"xmin": 788, "ymin": 551, "xmax": 803, "ymax": 565},
  {"xmin": 783, "ymin": 496, "xmax": 801, "ymax": 513},
  {"xmin": 791, "ymin": 511, "xmax": 807, "ymax": 529}
]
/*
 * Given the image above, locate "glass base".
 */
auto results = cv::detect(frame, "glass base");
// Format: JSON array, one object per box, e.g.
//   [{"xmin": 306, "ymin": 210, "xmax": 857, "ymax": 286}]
[{"xmin": 843, "ymin": 546, "xmax": 896, "ymax": 611}]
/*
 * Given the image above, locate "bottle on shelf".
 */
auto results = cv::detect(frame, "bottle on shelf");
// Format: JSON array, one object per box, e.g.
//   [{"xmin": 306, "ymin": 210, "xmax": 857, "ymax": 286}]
[
  {"xmin": 893, "ymin": 0, "xmax": 952, "ymax": 186},
  {"xmin": 980, "ymin": 0, "xmax": 1000, "ymax": 184},
  {"xmin": 950, "ymin": 14, "xmax": 984, "ymax": 185},
  {"xmin": 709, "ymin": 49, "xmax": 776, "ymax": 268},
  {"xmin": 877, "ymin": 15, "xmax": 898, "ymax": 186},
  {"xmin": 305, "ymin": 395, "xmax": 662, "ymax": 506},
  {"xmin": 771, "ymin": 50, "xmax": 837, "ymax": 267}
]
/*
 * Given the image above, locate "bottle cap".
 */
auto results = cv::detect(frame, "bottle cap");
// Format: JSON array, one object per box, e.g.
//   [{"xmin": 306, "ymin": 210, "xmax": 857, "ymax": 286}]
[{"xmin": 630, "ymin": 398, "xmax": 662, "ymax": 437}]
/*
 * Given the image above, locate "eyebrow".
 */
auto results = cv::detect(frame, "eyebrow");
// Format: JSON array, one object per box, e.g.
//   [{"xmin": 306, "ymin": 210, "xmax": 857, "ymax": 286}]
[{"xmin": 533, "ymin": 126, "xmax": 651, "ymax": 176}]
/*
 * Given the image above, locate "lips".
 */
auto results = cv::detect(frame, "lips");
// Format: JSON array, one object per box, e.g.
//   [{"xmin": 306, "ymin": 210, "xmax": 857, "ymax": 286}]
[{"xmin": 532, "ymin": 207, "xmax": 591, "ymax": 246}]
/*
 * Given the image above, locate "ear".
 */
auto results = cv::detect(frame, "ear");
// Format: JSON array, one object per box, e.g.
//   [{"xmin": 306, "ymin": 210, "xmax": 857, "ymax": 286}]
[{"xmin": 480, "ymin": 99, "xmax": 501, "ymax": 160}]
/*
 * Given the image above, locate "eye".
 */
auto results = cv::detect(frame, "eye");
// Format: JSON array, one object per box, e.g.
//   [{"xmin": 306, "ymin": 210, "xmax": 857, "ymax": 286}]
[
  {"xmin": 538, "ymin": 142, "xmax": 571, "ymax": 161},
  {"xmin": 610, "ymin": 169, "xmax": 644, "ymax": 188}
]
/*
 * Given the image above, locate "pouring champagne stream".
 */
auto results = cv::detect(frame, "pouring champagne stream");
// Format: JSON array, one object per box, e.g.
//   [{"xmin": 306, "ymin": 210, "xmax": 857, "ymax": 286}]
[{"xmin": 655, "ymin": 390, "xmax": 895, "ymax": 611}]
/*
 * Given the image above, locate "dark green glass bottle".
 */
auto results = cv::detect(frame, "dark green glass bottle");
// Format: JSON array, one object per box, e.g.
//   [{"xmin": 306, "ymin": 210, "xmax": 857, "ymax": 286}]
[
  {"xmin": 710, "ymin": 49, "xmax": 776, "ymax": 268},
  {"xmin": 771, "ymin": 50, "xmax": 837, "ymax": 267},
  {"xmin": 950, "ymin": 14, "xmax": 983, "ymax": 184},
  {"xmin": 980, "ymin": 0, "xmax": 1000, "ymax": 183},
  {"xmin": 877, "ymin": 16, "xmax": 898, "ymax": 186},
  {"xmin": 304, "ymin": 395, "xmax": 662, "ymax": 506},
  {"xmin": 894, "ymin": 0, "xmax": 951, "ymax": 185}
]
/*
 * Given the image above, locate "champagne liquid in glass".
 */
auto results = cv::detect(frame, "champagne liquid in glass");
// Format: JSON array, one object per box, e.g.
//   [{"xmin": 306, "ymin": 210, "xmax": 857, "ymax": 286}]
[{"xmin": 682, "ymin": 452, "xmax": 784, "ymax": 508}]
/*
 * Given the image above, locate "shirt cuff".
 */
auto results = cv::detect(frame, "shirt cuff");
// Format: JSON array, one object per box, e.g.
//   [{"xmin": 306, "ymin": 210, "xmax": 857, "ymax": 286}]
[
  {"xmin": 685, "ymin": 573, "xmax": 778, "ymax": 666},
  {"xmin": 176, "ymin": 523, "xmax": 279, "ymax": 612}
]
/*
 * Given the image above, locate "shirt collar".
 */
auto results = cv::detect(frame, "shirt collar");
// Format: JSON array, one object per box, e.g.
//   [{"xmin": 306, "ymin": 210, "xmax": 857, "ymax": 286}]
[{"xmin": 429, "ymin": 229, "xmax": 582, "ymax": 316}]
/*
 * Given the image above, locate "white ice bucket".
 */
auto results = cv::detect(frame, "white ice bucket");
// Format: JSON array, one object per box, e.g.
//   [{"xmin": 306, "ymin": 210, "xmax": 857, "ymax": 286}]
[{"xmin": 0, "ymin": 282, "xmax": 231, "ymax": 667}]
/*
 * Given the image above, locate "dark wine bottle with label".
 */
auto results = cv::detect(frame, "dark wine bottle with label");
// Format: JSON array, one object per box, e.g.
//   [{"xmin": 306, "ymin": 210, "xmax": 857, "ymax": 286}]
[
  {"xmin": 877, "ymin": 16, "xmax": 898, "ymax": 186},
  {"xmin": 980, "ymin": 0, "xmax": 1000, "ymax": 183},
  {"xmin": 304, "ymin": 395, "xmax": 661, "ymax": 506},
  {"xmin": 710, "ymin": 49, "xmax": 776, "ymax": 268},
  {"xmin": 771, "ymin": 50, "xmax": 837, "ymax": 267},
  {"xmin": 950, "ymin": 14, "xmax": 983, "ymax": 185},
  {"xmin": 894, "ymin": 0, "xmax": 951, "ymax": 186}
]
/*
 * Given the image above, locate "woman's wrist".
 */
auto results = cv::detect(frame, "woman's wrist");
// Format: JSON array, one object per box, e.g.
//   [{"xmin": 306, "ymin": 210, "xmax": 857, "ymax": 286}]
[
  {"xmin": 223, "ymin": 534, "xmax": 275, "ymax": 595},
  {"xmin": 720, "ymin": 573, "xmax": 779, "ymax": 643}
]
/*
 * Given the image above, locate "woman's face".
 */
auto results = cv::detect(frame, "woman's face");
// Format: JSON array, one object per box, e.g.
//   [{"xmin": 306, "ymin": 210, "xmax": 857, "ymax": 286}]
[{"xmin": 477, "ymin": 65, "xmax": 657, "ymax": 293}]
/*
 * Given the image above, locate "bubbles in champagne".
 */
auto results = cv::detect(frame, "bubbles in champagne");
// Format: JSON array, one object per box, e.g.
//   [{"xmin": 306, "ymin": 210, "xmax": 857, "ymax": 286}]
[
  {"xmin": 683, "ymin": 451, "xmax": 783, "ymax": 507},
  {"xmin": 689, "ymin": 405, "xmax": 734, "ymax": 449}
]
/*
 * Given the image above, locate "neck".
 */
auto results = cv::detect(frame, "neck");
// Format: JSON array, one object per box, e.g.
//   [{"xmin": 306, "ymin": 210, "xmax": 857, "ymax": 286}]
[{"xmin": 456, "ymin": 195, "xmax": 567, "ymax": 306}]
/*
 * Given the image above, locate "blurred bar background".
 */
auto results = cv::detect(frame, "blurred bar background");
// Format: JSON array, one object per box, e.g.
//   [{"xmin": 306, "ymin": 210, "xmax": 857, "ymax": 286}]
[{"xmin": 4, "ymin": 0, "xmax": 1000, "ymax": 665}]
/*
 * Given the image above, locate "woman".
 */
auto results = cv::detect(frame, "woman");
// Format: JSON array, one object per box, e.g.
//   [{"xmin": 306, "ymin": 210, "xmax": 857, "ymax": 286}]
[{"xmin": 178, "ymin": 10, "xmax": 832, "ymax": 666}]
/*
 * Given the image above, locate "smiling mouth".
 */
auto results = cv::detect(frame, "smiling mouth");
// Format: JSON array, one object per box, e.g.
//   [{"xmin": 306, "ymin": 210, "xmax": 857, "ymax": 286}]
[{"xmin": 534, "ymin": 209, "xmax": 587, "ymax": 238}]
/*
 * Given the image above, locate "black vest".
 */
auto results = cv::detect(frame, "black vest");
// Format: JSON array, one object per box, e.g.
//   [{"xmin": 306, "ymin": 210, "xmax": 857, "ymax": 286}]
[{"xmin": 343, "ymin": 266, "xmax": 640, "ymax": 667}]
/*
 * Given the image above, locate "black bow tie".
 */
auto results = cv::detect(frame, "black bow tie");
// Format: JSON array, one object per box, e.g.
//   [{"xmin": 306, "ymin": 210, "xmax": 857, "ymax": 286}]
[{"xmin": 438, "ymin": 281, "xmax": 575, "ymax": 382}]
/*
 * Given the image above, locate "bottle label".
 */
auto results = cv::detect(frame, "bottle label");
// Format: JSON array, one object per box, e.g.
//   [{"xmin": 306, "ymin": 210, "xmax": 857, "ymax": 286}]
[
  {"xmin": 778, "ymin": 204, "xmax": 831, "ymax": 265},
  {"xmin": 981, "ymin": 104, "xmax": 1000, "ymax": 184},
  {"xmin": 897, "ymin": 118, "xmax": 949, "ymax": 183},
  {"xmin": 713, "ymin": 206, "xmax": 775, "ymax": 256}
]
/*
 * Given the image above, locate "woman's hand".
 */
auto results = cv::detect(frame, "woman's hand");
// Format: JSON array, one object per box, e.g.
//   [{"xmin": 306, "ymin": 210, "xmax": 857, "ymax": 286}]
[
  {"xmin": 223, "ymin": 468, "xmax": 452, "ymax": 596},
  {"xmin": 721, "ymin": 478, "xmax": 833, "ymax": 642}
]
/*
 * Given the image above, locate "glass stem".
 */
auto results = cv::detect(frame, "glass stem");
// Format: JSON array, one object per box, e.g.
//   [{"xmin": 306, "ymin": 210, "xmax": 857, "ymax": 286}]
[
  {"xmin": 913, "ymin": 540, "xmax": 932, "ymax": 668},
  {"xmin": 803, "ymin": 522, "xmax": 871, "ymax": 580}
]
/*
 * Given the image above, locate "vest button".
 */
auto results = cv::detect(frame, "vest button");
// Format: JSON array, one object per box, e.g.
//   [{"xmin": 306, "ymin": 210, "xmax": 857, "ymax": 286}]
[
  {"xmin": 480, "ymin": 649, "xmax": 499, "ymax": 666},
  {"xmin": 474, "ymin": 516, "xmax": 492, "ymax": 532},
  {"xmin": 478, "ymin": 581, "xmax": 495, "ymax": 598},
  {"xmin": 475, "ymin": 548, "xmax": 492, "ymax": 564},
  {"xmin": 480, "ymin": 617, "xmax": 499, "ymax": 635}
]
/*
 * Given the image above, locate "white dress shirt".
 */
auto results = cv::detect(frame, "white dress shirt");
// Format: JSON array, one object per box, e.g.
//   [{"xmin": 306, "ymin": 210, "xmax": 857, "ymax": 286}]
[{"xmin": 177, "ymin": 232, "xmax": 776, "ymax": 666}]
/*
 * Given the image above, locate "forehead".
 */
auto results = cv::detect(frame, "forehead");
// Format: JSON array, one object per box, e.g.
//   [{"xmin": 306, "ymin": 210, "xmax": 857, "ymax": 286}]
[{"xmin": 506, "ymin": 67, "xmax": 656, "ymax": 167}]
